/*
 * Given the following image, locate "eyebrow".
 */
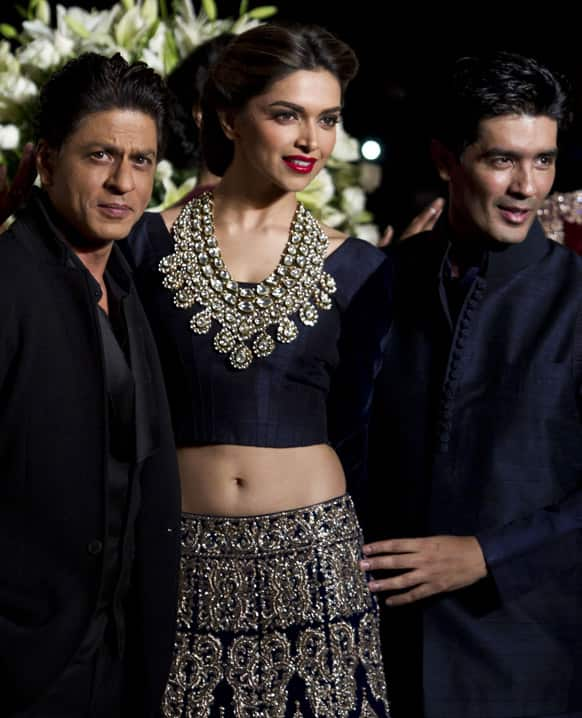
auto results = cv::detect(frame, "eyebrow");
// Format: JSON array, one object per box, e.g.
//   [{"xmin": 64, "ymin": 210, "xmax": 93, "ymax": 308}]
[
  {"xmin": 482, "ymin": 147, "xmax": 558, "ymax": 159},
  {"xmin": 267, "ymin": 100, "xmax": 343, "ymax": 115},
  {"xmin": 82, "ymin": 143, "xmax": 157, "ymax": 159}
]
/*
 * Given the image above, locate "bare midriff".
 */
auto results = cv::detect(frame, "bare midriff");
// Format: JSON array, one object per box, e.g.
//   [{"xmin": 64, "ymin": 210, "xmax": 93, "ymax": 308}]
[{"xmin": 178, "ymin": 443, "xmax": 346, "ymax": 516}]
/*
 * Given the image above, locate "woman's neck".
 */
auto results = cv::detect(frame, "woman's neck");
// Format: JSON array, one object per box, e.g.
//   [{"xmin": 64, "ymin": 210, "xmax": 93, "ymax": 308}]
[{"xmin": 212, "ymin": 176, "xmax": 297, "ymax": 234}]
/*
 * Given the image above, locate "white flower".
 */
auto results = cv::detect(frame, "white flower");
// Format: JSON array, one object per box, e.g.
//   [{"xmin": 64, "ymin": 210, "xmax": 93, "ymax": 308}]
[
  {"xmin": 141, "ymin": 21, "xmax": 167, "ymax": 74},
  {"xmin": 150, "ymin": 174, "xmax": 198, "ymax": 212},
  {"xmin": 18, "ymin": 36, "xmax": 72, "ymax": 72},
  {"xmin": 0, "ymin": 74, "xmax": 38, "ymax": 122},
  {"xmin": 230, "ymin": 16, "xmax": 263, "ymax": 34},
  {"xmin": 0, "ymin": 41, "xmax": 20, "ymax": 75},
  {"xmin": 321, "ymin": 205, "xmax": 346, "ymax": 228},
  {"xmin": 0, "ymin": 123, "xmax": 20, "ymax": 150},
  {"xmin": 35, "ymin": 0, "xmax": 51, "ymax": 25},
  {"xmin": 353, "ymin": 223, "xmax": 380, "ymax": 245},
  {"xmin": 297, "ymin": 168, "xmax": 335, "ymax": 211},
  {"xmin": 114, "ymin": 6, "xmax": 152, "ymax": 51},
  {"xmin": 359, "ymin": 161, "xmax": 382, "ymax": 193},
  {"xmin": 155, "ymin": 159, "xmax": 174, "ymax": 187},
  {"xmin": 341, "ymin": 186, "xmax": 366, "ymax": 216},
  {"xmin": 332, "ymin": 124, "xmax": 360, "ymax": 162},
  {"xmin": 21, "ymin": 19, "xmax": 54, "ymax": 41},
  {"xmin": 58, "ymin": 5, "xmax": 120, "ymax": 42}
]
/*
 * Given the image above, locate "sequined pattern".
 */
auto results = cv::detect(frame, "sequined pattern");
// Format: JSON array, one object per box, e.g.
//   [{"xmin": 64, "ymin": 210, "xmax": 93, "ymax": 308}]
[
  {"xmin": 538, "ymin": 190, "xmax": 582, "ymax": 244},
  {"xmin": 162, "ymin": 494, "xmax": 390, "ymax": 717}
]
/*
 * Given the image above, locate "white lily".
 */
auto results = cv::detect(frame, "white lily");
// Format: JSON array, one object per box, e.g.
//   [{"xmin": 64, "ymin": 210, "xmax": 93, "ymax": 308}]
[
  {"xmin": 58, "ymin": 5, "xmax": 120, "ymax": 41},
  {"xmin": 0, "ymin": 74, "xmax": 38, "ymax": 122},
  {"xmin": 18, "ymin": 36, "xmax": 73, "ymax": 73},
  {"xmin": 35, "ymin": 0, "xmax": 51, "ymax": 25},
  {"xmin": 114, "ymin": 5, "xmax": 151, "ymax": 51},
  {"xmin": 297, "ymin": 168, "xmax": 335, "ymax": 212},
  {"xmin": 321, "ymin": 205, "xmax": 347, "ymax": 228},
  {"xmin": 141, "ymin": 21, "xmax": 167, "ymax": 74},
  {"xmin": 0, "ymin": 123, "xmax": 20, "ymax": 150},
  {"xmin": 332, "ymin": 124, "xmax": 360, "ymax": 162},
  {"xmin": 150, "ymin": 160, "xmax": 197, "ymax": 211},
  {"xmin": 0, "ymin": 41, "xmax": 20, "ymax": 75},
  {"xmin": 341, "ymin": 186, "xmax": 366, "ymax": 216}
]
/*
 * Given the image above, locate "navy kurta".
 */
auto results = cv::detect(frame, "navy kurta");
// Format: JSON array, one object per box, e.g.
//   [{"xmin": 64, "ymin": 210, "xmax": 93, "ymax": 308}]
[{"xmin": 369, "ymin": 218, "xmax": 582, "ymax": 718}]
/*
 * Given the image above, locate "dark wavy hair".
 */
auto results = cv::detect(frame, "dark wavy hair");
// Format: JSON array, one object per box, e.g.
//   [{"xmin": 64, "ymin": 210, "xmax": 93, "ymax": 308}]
[
  {"xmin": 201, "ymin": 23, "xmax": 359, "ymax": 176},
  {"xmin": 165, "ymin": 34, "xmax": 233, "ymax": 171},
  {"xmin": 36, "ymin": 52, "xmax": 170, "ymax": 155},
  {"xmin": 433, "ymin": 51, "xmax": 569, "ymax": 154}
]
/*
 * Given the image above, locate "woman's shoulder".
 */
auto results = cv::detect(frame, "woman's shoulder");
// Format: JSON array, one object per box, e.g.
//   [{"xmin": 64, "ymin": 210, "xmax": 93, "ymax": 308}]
[
  {"xmin": 326, "ymin": 234, "xmax": 390, "ymax": 274},
  {"xmin": 325, "ymin": 235, "xmax": 392, "ymax": 308},
  {"xmin": 121, "ymin": 210, "xmax": 173, "ymax": 270}
]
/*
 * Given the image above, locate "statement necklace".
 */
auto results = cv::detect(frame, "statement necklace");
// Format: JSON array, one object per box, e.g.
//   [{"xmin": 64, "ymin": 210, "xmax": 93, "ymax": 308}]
[{"xmin": 159, "ymin": 191, "xmax": 337, "ymax": 370}]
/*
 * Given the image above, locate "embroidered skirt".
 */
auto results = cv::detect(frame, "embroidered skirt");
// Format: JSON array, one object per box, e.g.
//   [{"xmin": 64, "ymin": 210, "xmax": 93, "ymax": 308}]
[{"xmin": 162, "ymin": 494, "xmax": 390, "ymax": 717}]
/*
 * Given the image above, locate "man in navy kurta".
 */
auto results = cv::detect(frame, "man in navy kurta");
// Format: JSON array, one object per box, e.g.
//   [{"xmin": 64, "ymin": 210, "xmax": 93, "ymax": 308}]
[{"xmin": 364, "ymin": 52, "xmax": 582, "ymax": 718}]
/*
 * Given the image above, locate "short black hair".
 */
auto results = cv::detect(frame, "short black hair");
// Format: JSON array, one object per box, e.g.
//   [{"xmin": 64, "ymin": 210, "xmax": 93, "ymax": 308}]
[
  {"xmin": 433, "ymin": 51, "xmax": 569, "ymax": 154},
  {"xmin": 201, "ymin": 22, "xmax": 359, "ymax": 176},
  {"xmin": 36, "ymin": 52, "xmax": 170, "ymax": 155}
]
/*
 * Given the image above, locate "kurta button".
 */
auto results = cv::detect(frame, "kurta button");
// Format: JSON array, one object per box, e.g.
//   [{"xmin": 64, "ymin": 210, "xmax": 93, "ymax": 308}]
[{"xmin": 87, "ymin": 540, "xmax": 103, "ymax": 555}]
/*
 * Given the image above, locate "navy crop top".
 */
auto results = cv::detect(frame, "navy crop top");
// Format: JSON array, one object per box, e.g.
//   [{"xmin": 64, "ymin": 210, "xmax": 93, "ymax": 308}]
[{"xmin": 122, "ymin": 211, "xmax": 393, "ymax": 461}]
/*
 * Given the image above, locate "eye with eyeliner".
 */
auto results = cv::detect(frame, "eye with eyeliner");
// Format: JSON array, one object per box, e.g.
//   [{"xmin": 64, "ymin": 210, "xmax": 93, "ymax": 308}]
[
  {"xmin": 320, "ymin": 114, "xmax": 341, "ymax": 128},
  {"xmin": 272, "ymin": 110, "xmax": 298, "ymax": 123}
]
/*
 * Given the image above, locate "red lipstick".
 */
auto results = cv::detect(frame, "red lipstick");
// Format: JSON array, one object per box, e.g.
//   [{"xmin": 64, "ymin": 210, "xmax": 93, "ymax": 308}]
[{"xmin": 283, "ymin": 155, "xmax": 317, "ymax": 174}]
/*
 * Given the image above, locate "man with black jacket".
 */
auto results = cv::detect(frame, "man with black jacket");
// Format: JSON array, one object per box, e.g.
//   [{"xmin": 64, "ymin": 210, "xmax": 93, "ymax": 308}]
[{"xmin": 0, "ymin": 53, "xmax": 180, "ymax": 717}]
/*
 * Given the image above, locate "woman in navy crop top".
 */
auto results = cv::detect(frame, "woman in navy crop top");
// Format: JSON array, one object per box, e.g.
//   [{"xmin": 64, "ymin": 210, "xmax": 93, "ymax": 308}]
[{"xmin": 126, "ymin": 24, "xmax": 392, "ymax": 717}]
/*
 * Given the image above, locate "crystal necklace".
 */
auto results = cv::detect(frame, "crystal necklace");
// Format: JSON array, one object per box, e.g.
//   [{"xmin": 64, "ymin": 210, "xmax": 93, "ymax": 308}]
[{"xmin": 159, "ymin": 191, "xmax": 337, "ymax": 370}]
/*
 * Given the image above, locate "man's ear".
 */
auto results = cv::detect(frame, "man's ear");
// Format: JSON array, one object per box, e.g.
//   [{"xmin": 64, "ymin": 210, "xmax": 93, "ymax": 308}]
[
  {"xmin": 217, "ymin": 110, "xmax": 238, "ymax": 140},
  {"xmin": 430, "ymin": 139, "xmax": 456, "ymax": 183},
  {"xmin": 36, "ymin": 140, "xmax": 56, "ymax": 188}
]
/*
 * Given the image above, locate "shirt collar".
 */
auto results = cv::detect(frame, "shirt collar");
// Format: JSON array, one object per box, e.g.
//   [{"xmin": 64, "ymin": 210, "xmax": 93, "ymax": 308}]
[{"xmin": 433, "ymin": 211, "xmax": 551, "ymax": 285}]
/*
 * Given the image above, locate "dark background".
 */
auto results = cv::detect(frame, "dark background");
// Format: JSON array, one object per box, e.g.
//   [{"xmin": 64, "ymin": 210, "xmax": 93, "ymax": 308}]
[{"xmin": 5, "ymin": 1, "xmax": 582, "ymax": 232}]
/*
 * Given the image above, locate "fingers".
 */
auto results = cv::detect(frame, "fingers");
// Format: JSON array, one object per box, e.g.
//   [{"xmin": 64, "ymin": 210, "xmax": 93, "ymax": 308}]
[
  {"xmin": 362, "ymin": 538, "xmax": 422, "ymax": 556},
  {"xmin": 360, "ymin": 552, "xmax": 423, "ymax": 572},
  {"xmin": 378, "ymin": 224, "xmax": 394, "ymax": 248},
  {"xmin": 368, "ymin": 568, "xmax": 425, "ymax": 593},
  {"xmin": 400, "ymin": 197, "xmax": 445, "ymax": 241},
  {"xmin": 385, "ymin": 583, "xmax": 435, "ymax": 606}
]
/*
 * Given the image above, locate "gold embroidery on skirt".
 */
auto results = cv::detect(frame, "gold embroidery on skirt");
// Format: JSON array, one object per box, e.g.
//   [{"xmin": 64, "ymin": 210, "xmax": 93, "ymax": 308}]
[{"xmin": 162, "ymin": 495, "xmax": 390, "ymax": 717}]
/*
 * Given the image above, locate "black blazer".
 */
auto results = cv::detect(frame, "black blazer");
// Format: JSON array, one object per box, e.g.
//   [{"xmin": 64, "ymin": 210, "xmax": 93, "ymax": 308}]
[
  {"xmin": 369, "ymin": 219, "xmax": 582, "ymax": 718},
  {"xmin": 0, "ymin": 195, "xmax": 181, "ymax": 716}
]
